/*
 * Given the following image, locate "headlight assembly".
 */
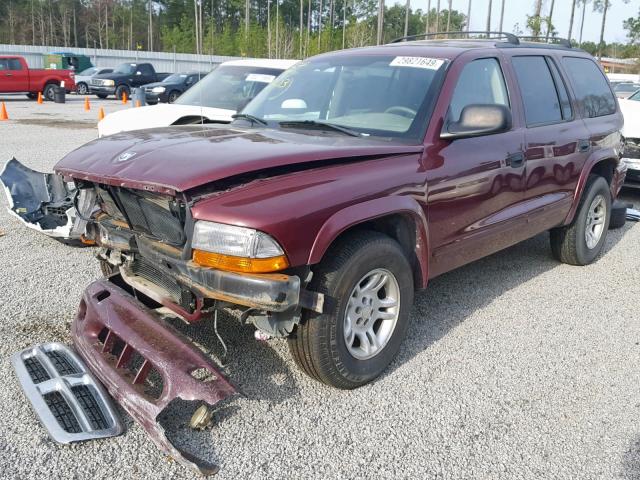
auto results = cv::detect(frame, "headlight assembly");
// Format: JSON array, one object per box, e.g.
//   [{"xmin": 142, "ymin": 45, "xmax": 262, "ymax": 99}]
[
  {"xmin": 152, "ymin": 86, "xmax": 166, "ymax": 93},
  {"xmin": 191, "ymin": 221, "xmax": 289, "ymax": 273}
]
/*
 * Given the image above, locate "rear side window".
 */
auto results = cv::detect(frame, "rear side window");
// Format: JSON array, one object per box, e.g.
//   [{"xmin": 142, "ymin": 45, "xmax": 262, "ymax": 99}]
[
  {"xmin": 512, "ymin": 56, "xmax": 562, "ymax": 126},
  {"xmin": 449, "ymin": 58, "xmax": 509, "ymax": 123},
  {"xmin": 562, "ymin": 57, "xmax": 616, "ymax": 118}
]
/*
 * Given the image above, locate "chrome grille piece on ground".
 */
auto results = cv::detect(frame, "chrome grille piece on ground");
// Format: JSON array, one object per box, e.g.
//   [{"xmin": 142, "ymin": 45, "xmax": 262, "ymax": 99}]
[{"xmin": 11, "ymin": 343, "xmax": 124, "ymax": 443}]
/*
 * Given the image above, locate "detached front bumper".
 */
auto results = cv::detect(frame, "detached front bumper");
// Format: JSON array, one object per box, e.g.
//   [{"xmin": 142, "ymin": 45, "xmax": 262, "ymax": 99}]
[{"xmin": 73, "ymin": 278, "xmax": 237, "ymax": 475}]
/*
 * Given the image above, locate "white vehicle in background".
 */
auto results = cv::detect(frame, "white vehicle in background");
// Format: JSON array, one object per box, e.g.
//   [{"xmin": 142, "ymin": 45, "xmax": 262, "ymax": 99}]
[
  {"xmin": 619, "ymin": 89, "xmax": 640, "ymax": 188},
  {"xmin": 98, "ymin": 58, "xmax": 298, "ymax": 137},
  {"xmin": 74, "ymin": 66, "xmax": 114, "ymax": 95}
]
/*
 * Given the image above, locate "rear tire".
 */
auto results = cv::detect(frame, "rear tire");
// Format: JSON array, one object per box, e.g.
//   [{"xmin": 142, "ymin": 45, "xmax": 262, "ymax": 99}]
[
  {"xmin": 26, "ymin": 93, "xmax": 37, "ymax": 100},
  {"xmin": 550, "ymin": 175, "xmax": 611, "ymax": 265},
  {"xmin": 288, "ymin": 231, "xmax": 414, "ymax": 389},
  {"xmin": 43, "ymin": 83, "xmax": 57, "ymax": 101}
]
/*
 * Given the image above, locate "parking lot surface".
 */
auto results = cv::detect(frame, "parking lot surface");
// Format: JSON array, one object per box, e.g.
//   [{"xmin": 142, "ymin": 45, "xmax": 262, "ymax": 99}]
[{"xmin": 1, "ymin": 95, "xmax": 639, "ymax": 480}]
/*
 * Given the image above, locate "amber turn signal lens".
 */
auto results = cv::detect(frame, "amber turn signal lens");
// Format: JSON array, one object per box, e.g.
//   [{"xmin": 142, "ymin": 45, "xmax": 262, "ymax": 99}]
[{"xmin": 192, "ymin": 249, "xmax": 290, "ymax": 273}]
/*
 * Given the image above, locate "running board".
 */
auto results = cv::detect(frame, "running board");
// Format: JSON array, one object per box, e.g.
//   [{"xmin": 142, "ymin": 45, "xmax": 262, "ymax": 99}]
[{"xmin": 12, "ymin": 343, "xmax": 124, "ymax": 443}]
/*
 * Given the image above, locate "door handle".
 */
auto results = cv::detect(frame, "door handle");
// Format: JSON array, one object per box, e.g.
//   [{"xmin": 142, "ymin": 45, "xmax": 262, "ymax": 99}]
[
  {"xmin": 578, "ymin": 139, "xmax": 590, "ymax": 152},
  {"xmin": 5, "ymin": 73, "xmax": 12, "ymax": 76},
  {"xmin": 506, "ymin": 152, "xmax": 525, "ymax": 168}
]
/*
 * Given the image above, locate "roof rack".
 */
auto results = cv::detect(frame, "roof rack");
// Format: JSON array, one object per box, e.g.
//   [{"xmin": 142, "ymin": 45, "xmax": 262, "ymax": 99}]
[
  {"xmin": 391, "ymin": 31, "xmax": 520, "ymax": 45},
  {"xmin": 518, "ymin": 36, "xmax": 572, "ymax": 47}
]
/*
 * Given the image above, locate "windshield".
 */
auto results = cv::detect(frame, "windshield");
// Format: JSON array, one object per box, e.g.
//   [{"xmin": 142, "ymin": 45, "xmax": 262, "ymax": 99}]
[
  {"xmin": 78, "ymin": 67, "xmax": 97, "ymax": 76},
  {"xmin": 176, "ymin": 65, "xmax": 283, "ymax": 110},
  {"xmin": 163, "ymin": 73, "xmax": 188, "ymax": 83},
  {"xmin": 114, "ymin": 64, "xmax": 136, "ymax": 75},
  {"xmin": 242, "ymin": 55, "xmax": 447, "ymax": 141}
]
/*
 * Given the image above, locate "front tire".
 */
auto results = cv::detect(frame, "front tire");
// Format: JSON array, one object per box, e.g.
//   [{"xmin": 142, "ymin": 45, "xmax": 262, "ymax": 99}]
[
  {"xmin": 115, "ymin": 85, "xmax": 130, "ymax": 101},
  {"xmin": 288, "ymin": 231, "xmax": 414, "ymax": 389},
  {"xmin": 550, "ymin": 175, "xmax": 611, "ymax": 265},
  {"xmin": 168, "ymin": 90, "xmax": 180, "ymax": 103},
  {"xmin": 96, "ymin": 93, "xmax": 109, "ymax": 99},
  {"xmin": 76, "ymin": 82, "xmax": 88, "ymax": 95}
]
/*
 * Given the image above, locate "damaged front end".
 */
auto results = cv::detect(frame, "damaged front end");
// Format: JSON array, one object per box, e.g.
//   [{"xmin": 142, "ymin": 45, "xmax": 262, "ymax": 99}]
[
  {"xmin": 0, "ymin": 159, "xmax": 95, "ymax": 243},
  {"xmin": 18, "ymin": 174, "xmax": 322, "ymax": 473}
]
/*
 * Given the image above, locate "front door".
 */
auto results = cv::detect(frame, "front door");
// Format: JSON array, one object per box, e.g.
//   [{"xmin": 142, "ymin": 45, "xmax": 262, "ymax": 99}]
[
  {"xmin": 0, "ymin": 58, "xmax": 28, "ymax": 92},
  {"xmin": 427, "ymin": 56, "xmax": 527, "ymax": 277}
]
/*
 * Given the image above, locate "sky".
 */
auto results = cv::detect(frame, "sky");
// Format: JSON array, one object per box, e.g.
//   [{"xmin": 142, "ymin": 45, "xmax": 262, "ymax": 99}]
[{"xmin": 407, "ymin": 0, "xmax": 639, "ymax": 44}]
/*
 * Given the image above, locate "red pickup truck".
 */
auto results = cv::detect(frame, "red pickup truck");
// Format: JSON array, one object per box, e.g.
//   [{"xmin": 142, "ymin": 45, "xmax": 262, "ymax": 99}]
[{"xmin": 0, "ymin": 56, "xmax": 76, "ymax": 100}]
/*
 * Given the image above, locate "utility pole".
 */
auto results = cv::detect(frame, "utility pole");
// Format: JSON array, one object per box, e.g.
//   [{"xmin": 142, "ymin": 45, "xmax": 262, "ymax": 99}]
[
  {"xmin": 404, "ymin": 0, "xmax": 410, "ymax": 37},
  {"xmin": 498, "ymin": 0, "xmax": 505, "ymax": 32},
  {"xmin": 425, "ymin": 0, "xmax": 431, "ymax": 34},
  {"xmin": 486, "ymin": 0, "xmax": 492, "ymax": 32},
  {"xmin": 466, "ymin": 0, "xmax": 471, "ymax": 32},
  {"xmin": 446, "ymin": 0, "xmax": 452, "ymax": 32},
  {"xmin": 376, "ymin": 0, "xmax": 384, "ymax": 45},
  {"xmin": 579, "ymin": 0, "xmax": 587, "ymax": 45}
]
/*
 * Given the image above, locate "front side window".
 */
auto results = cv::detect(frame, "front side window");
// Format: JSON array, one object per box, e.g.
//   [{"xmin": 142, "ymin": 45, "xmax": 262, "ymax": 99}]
[
  {"xmin": 448, "ymin": 58, "xmax": 509, "ymax": 124},
  {"xmin": 562, "ymin": 57, "xmax": 616, "ymax": 118},
  {"xmin": 114, "ymin": 64, "xmax": 135, "ymax": 75},
  {"xmin": 512, "ymin": 56, "xmax": 563, "ymax": 126},
  {"xmin": 243, "ymin": 55, "xmax": 448, "ymax": 141},
  {"xmin": 8, "ymin": 58, "xmax": 22, "ymax": 70},
  {"xmin": 139, "ymin": 65, "xmax": 153, "ymax": 75},
  {"xmin": 176, "ymin": 66, "xmax": 283, "ymax": 110}
]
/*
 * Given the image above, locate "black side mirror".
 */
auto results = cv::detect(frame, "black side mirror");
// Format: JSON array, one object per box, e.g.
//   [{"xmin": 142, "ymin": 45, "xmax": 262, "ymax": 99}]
[{"xmin": 441, "ymin": 104, "xmax": 512, "ymax": 140}]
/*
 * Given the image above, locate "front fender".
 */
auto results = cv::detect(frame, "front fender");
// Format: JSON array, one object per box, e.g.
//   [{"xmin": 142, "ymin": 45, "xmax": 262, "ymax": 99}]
[{"xmin": 307, "ymin": 195, "xmax": 430, "ymax": 287}]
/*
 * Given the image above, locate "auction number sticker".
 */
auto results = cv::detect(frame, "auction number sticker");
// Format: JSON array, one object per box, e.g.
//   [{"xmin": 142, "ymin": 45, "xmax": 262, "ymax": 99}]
[
  {"xmin": 390, "ymin": 57, "xmax": 444, "ymax": 70},
  {"xmin": 246, "ymin": 73, "xmax": 276, "ymax": 83}
]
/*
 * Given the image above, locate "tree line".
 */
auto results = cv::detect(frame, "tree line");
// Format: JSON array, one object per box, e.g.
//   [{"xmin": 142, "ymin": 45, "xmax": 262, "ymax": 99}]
[{"xmin": 0, "ymin": 0, "xmax": 637, "ymax": 60}]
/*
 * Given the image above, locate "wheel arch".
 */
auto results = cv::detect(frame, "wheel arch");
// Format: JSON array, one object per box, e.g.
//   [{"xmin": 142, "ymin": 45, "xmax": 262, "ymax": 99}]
[
  {"xmin": 565, "ymin": 151, "xmax": 620, "ymax": 225},
  {"xmin": 307, "ymin": 196, "xmax": 430, "ymax": 288}
]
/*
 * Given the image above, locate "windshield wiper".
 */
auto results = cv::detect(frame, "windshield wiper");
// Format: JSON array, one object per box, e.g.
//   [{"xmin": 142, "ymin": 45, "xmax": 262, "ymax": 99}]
[
  {"xmin": 231, "ymin": 113, "xmax": 267, "ymax": 126},
  {"xmin": 278, "ymin": 120, "xmax": 361, "ymax": 137}
]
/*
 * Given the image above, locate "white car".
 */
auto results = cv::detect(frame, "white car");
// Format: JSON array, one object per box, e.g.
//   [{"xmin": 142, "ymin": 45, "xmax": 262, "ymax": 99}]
[
  {"xmin": 74, "ymin": 67, "xmax": 114, "ymax": 95},
  {"xmin": 98, "ymin": 58, "xmax": 298, "ymax": 137},
  {"xmin": 619, "ymin": 89, "xmax": 640, "ymax": 188}
]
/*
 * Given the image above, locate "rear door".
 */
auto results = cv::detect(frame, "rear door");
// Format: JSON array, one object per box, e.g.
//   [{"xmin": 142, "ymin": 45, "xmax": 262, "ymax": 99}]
[
  {"xmin": 510, "ymin": 54, "xmax": 588, "ymax": 230},
  {"xmin": 427, "ymin": 54, "xmax": 527, "ymax": 275}
]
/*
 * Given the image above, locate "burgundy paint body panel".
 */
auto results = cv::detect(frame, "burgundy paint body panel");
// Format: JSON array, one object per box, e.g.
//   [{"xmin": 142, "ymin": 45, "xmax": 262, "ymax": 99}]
[
  {"xmin": 72, "ymin": 279, "xmax": 237, "ymax": 475},
  {"xmin": 54, "ymin": 126, "xmax": 423, "ymax": 194}
]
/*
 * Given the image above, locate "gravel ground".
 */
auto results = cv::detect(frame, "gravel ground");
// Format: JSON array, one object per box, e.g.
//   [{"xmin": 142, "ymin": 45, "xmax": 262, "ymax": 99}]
[{"xmin": 1, "ymin": 96, "xmax": 640, "ymax": 480}]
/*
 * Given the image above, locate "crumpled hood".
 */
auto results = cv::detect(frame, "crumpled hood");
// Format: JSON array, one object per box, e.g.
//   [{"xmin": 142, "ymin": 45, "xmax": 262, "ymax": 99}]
[
  {"xmin": 55, "ymin": 125, "xmax": 423, "ymax": 194},
  {"xmin": 98, "ymin": 103, "xmax": 235, "ymax": 137}
]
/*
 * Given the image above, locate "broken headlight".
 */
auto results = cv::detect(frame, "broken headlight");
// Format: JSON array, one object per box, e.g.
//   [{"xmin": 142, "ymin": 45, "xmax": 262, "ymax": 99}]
[{"xmin": 191, "ymin": 221, "xmax": 289, "ymax": 273}]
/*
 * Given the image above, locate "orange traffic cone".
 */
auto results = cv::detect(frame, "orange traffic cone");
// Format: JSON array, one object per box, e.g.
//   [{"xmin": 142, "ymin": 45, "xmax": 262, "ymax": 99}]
[
  {"xmin": 84, "ymin": 96, "xmax": 91, "ymax": 111},
  {"xmin": 0, "ymin": 102, "xmax": 8, "ymax": 121},
  {"xmin": 135, "ymin": 100, "xmax": 141, "ymax": 108},
  {"xmin": 98, "ymin": 107, "xmax": 105, "ymax": 121},
  {"xmin": 122, "ymin": 91, "xmax": 128, "ymax": 104},
  {"xmin": 37, "ymin": 92, "xmax": 43, "ymax": 104}
]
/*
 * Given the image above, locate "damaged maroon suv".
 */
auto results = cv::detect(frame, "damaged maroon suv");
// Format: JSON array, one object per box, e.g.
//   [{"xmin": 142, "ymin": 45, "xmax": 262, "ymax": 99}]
[{"xmin": 48, "ymin": 35, "xmax": 625, "ymax": 472}]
